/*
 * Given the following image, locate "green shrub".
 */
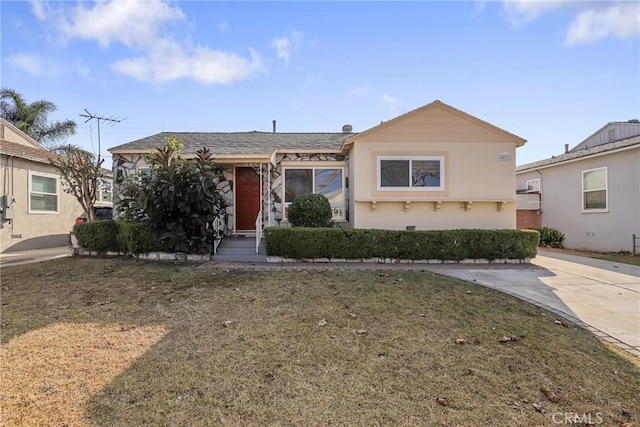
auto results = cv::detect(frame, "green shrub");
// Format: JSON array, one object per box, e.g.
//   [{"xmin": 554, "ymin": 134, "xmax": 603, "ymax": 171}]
[
  {"xmin": 264, "ymin": 228, "xmax": 539, "ymax": 261},
  {"xmin": 117, "ymin": 221, "xmax": 166, "ymax": 255},
  {"xmin": 535, "ymin": 226, "xmax": 565, "ymax": 247},
  {"xmin": 288, "ymin": 194, "xmax": 334, "ymax": 228},
  {"xmin": 73, "ymin": 220, "xmax": 120, "ymax": 252}
]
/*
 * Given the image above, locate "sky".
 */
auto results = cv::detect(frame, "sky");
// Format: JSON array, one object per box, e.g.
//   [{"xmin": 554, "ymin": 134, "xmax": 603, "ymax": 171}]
[{"xmin": 2, "ymin": 0, "xmax": 639, "ymax": 166}]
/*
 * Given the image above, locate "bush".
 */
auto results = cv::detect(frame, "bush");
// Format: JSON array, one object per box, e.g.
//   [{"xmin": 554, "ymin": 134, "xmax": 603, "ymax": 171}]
[
  {"xmin": 73, "ymin": 220, "xmax": 120, "ymax": 252},
  {"xmin": 264, "ymin": 228, "xmax": 539, "ymax": 261},
  {"xmin": 118, "ymin": 221, "xmax": 166, "ymax": 255},
  {"xmin": 535, "ymin": 226, "xmax": 565, "ymax": 248},
  {"xmin": 288, "ymin": 194, "xmax": 334, "ymax": 228}
]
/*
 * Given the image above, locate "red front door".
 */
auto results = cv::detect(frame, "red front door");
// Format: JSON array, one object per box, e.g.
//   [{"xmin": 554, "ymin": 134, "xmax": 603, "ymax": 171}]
[{"xmin": 235, "ymin": 167, "xmax": 260, "ymax": 231}]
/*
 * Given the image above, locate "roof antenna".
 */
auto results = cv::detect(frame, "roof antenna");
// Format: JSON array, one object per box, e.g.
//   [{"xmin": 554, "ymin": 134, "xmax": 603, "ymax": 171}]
[{"xmin": 79, "ymin": 110, "xmax": 125, "ymax": 164}]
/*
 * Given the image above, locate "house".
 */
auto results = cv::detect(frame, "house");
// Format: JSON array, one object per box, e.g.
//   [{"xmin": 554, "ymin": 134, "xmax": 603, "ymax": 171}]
[
  {"xmin": 516, "ymin": 121, "xmax": 640, "ymax": 253},
  {"xmin": 109, "ymin": 100, "xmax": 526, "ymax": 240},
  {"xmin": 0, "ymin": 119, "xmax": 114, "ymax": 252}
]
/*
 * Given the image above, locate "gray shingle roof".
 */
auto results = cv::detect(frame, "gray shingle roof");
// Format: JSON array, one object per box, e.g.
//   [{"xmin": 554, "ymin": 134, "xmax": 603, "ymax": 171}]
[
  {"xmin": 517, "ymin": 135, "xmax": 640, "ymax": 172},
  {"xmin": 109, "ymin": 131, "xmax": 355, "ymax": 155}
]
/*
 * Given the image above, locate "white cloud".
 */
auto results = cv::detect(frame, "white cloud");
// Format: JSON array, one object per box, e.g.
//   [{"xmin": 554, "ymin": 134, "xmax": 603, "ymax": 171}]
[
  {"xmin": 566, "ymin": 3, "xmax": 640, "ymax": 45},
  {"xmin": 7, "ymin": 53, "xmax": 46, "ymax": 75},
  {"xmin": 29, "ymin": 0, "xmax": 263, "ymax": 85},
  {"xmin": 501, "ymin": 0, "xmax": 640, "ymax": 44},
  {"xmin": 271, "ymin": 29, "xmax": 305, "ymax": 66}
]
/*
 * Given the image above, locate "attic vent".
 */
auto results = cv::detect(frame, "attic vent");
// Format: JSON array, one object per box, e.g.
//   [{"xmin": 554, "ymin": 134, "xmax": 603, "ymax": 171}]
[
  {"xmin": 607, "ymin": 128, "xmax": 616, "ymax": 142},
  {"xmin": 342, "ymin": 124, "xmax": 353, "ymax": 133},
  {"xmin": 0, "ymin": 124, "xmax": 4, "ymax": 140}
]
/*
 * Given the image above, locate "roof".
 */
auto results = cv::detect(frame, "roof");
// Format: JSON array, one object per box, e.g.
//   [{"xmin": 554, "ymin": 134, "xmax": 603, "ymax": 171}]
[
  {"xmin": 0, "ymin": 118, "xmax": 47, "ymax": 150},
  {"xmin": 517, "ymin": 134, "xmax": 640, "ymax": 173},
  {"xmin": 109, "ymin": 131, "xmax": 356, "ymax": 155},
  {"xmin": 0, "ymin": 139, "xmax": 55, "ymax": 164},
  {"xmin": 343, "ymin": 100, "xmax": 527, "ymax": 148}
]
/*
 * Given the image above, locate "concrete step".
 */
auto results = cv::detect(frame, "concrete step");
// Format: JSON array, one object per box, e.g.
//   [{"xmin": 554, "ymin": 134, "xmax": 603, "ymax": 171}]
[
  {"xmin": 213, "ymin": 254, "xmax": 268, "ymax": 263},
  {"xmin": 216, "ymin": 247, "xmax": 265, "ymax": 255}
]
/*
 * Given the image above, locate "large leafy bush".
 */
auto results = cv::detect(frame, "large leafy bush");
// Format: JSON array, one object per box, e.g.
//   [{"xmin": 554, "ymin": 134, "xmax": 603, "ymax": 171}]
[{"xmin": 118, "ymin": 136, "xmax": 227, "ymax": 254}]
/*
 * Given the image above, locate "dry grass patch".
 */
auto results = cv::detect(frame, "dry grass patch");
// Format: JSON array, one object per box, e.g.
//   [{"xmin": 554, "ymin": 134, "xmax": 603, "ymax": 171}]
[
  {"xmin": 1, "ymin": 323, "xmax": 166, "ymax": 426},
  {"xmin": 1, "ymin": 257, "xmax": 639, "ymax": 426}
]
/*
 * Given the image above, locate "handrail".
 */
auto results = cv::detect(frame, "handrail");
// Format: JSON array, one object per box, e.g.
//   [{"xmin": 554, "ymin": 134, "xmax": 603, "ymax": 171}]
[
  {"xmin": 255, "ymin": 210, "xmax": 263, "ymax": 254},
  {"xmin": 212, "ymin": 215, "xmax": 226, "ymax": 255}
]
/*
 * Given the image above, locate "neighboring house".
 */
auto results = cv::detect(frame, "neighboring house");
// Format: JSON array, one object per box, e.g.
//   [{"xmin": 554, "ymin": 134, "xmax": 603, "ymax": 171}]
[
  {"xmin": 516, "ymin": 121, "xmax": 640, "ymax": 252},
  {"xmin": 109, "ymin": 100, "xmax": 526, "ymax": 238},
  {"xmin": 0, "ymin": 119, "xmax": 114, "ymax": 252}
]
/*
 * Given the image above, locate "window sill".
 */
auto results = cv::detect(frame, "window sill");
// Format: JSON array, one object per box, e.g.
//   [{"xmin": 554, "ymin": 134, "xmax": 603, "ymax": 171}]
[
  {"xmin": 581, "ymin": 209, "xmax": 609, "ymax": 214},
  {"xmin": 28, "ymin": 210, "xmax": 59, "ymax": 215}
]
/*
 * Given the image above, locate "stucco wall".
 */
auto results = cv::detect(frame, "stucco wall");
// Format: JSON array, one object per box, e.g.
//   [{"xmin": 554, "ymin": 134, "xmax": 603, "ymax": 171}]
[
  {"xmin": 349, "ymin": 105, "xmax": 519, "ymax": 230},
  {"xmin": 517, "ymin": 147, "xmax": 640, "ymax": 252},
  {"xmin": 1, "ymin": 156, "xmax": 78, "ymax": 252}
]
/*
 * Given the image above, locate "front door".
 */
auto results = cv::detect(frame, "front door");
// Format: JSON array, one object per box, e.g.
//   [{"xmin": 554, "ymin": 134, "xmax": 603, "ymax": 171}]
[{"xmin": 235, "ymin": 167, "xmax": 260, "ymax": 231}]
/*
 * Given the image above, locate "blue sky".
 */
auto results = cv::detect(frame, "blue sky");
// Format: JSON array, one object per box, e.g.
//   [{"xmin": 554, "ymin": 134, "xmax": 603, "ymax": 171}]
[{"xmin": 2, "ymin": 0, "xmax": 639, "ymax": 166}]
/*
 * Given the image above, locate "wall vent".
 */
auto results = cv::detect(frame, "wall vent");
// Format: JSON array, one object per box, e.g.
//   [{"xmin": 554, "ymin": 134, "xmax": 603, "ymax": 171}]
[
  {"xmin": 607, "ymin": 128, "xmax": 616, "ymax": 142},
  {"xmin": 0, "ymin": 124, "xmax": 4, "ymax": 140}
]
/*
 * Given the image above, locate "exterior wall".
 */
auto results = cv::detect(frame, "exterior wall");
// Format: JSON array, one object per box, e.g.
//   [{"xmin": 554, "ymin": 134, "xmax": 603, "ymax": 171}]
[
  {"xmin": 0, "ymin": 122, "xmax": 43, "ymax": 148},
  {"xmin": 572, "ymin": 122, "xmax": 640, "ymax": 151},
  {"xmin": 350, "ymin": 106, "xmax": 518, "ymax": 230},
  {"xmin": 354, "ymin": 201, "xmax": 516, "ymax": 230},
  {"xmin": 0, "ymin": 156, "xmax": 78, "ymax": 252},
  {"xmin": 519, "ymin": 147, "xmax": 640, "ymax": 252},
  {"xmin": 516, "ymin": 210, "xmax": 541, "ymax": 229}
]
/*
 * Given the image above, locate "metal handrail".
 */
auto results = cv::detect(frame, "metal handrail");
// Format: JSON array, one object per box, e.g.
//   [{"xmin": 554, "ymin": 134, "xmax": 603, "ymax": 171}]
[{"xmin": 255, "ymin": 210, "xmax": 263, "ymax": 254}]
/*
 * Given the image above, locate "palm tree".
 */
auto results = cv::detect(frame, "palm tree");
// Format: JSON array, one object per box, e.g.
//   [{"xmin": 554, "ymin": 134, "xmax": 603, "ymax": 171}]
[{"xmin": 0, "ymin": 88, "xmax": 76, "ymax": 149}]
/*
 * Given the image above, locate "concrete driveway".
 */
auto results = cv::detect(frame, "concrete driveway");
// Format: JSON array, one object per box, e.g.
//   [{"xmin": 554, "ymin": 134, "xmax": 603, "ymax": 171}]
[
  {"xmin": 0, "ymin": 246, "xmax": 72, "ymax": 268},
  {"xmin": 430, "ymin": 249, "xmax": 640, "ymax": 358}
]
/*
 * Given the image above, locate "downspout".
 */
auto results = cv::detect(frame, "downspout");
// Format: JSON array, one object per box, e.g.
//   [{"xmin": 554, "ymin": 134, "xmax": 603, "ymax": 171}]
[{"xmin": 536, "ymin": 169, "xmax": 543, "ymax": 213}]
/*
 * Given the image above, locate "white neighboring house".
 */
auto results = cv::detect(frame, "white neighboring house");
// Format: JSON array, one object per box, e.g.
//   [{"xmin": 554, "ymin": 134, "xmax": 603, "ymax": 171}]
[{"xmin": 516, "ymin": 121, "xmax": 640, "ymax": 253}]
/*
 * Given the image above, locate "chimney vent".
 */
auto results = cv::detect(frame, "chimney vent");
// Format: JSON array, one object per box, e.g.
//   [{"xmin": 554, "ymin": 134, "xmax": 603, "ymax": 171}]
[
  {"xmin": 272, "ymin": 120, "xmax": 276, "ymax": 133},
  {"xmin": 342, "ymin": 124, "xmax": 353, "ymax": 133},
  {"xmin": 564, "ymin": 144, "xmax": 569, "ymax": 154}
]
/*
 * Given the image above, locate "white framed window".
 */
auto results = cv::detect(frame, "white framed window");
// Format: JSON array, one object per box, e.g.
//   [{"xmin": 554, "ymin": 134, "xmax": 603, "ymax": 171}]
[
  {"xmin": 377, "ymin": 156, "xmax": 445, "ymax": 191},
  {"xmin": 526, "ymin": 178, "xmax": 540, "ymax": 192},
  {"xmin": 283, "ymin": 167, "xmax": 345, "ymax": 220},
  {"xmin": 97, "ymin": 178, "xmax": 113, "ymax": 203},
  {"xmin": 582, "ymin": 167, "xmax": 607, "ymax": 212},
  {"xmin": 28, "ymin": 171, "xmax": 59, "ymax": 214}
]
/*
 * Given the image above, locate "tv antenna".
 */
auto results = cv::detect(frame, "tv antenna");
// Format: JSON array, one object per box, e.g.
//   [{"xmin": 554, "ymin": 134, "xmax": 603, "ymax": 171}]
[{"xmin": 79, "ymin": 110, "xmax": 126, "ymax": 163}]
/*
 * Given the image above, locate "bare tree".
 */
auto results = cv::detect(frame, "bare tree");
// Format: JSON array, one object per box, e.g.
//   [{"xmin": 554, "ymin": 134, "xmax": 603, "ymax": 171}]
[{"xmin": 48, "ymin": 145, "xmax": 105, "ymax": 222}]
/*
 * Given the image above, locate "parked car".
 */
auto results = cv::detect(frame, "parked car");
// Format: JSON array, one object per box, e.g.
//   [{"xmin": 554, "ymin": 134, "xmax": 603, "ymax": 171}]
[{"xmin": 75, "ymin": 203, "xmax": 113, "ymax": 224}]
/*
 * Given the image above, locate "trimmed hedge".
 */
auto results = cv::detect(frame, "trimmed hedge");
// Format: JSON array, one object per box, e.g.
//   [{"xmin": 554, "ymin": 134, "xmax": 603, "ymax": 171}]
[
  {"xmin": 73, "ymin": 220, "xmax": 164, "ymax": 254},
  {"xmin": 264, "ymin": 228, "xmax": 539, "ymax": 261},
  {"xmin": 73, "ymin": 220, "xmax": 120, "ymax": 252}
]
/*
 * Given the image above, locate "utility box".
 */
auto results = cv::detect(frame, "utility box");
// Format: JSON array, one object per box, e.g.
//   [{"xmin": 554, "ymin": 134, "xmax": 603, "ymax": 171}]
[
  {"xmin": 2, "ymin": 208, "xmax": 15, "ymax": 220},
  {"xmin": 2, "ymin": 194, "xmax": 15, "ymax": 207}
]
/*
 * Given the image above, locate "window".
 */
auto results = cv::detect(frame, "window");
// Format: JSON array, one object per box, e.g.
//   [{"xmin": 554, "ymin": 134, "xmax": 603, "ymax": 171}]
[
  {"xmin": 526, "ymin": 179, "xmax": 540, "ymax": 192},
  {"xmin": 29, "ymin": 172, "xmax": 58, "ymax": 213},
  {"xmin": 97, "ymin": 178, "xmax": 113, "ymax": 203},
  {"xmin": 582, "ymin": 167, "xmax": 607, "ymax": 211},
  {"xmin": 284, "ymin": 167, "xmax": 345, "ymax": 219},
  {"xmin": 377, "ymin": 156, "xmax": 444, "ymax": 191}
]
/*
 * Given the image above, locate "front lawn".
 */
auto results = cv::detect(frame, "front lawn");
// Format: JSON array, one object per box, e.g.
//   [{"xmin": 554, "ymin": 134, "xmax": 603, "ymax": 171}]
[{"xmin": 1, "ymin": 258, "xmax": 638, "ymax": 426}]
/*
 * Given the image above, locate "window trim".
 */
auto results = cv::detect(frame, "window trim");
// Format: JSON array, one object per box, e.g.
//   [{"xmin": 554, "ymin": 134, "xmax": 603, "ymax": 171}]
[
  {"xmin": 376, "ymin": 155, "xmax": 445, "ymax": 192},
  {"xmin": 526, "ymin": 178, "xmax": 540, "ymax": 193},
  {"xmin": 282, "ymin": 166, "xmax": 346, "ymax": 221},
  {"xmin": 581, "ymin": 166, "xmax": 608, "ymax": 213},
  {"xmin": 28, "ymin": 171, "xmax": 59, "ymax": 214}
]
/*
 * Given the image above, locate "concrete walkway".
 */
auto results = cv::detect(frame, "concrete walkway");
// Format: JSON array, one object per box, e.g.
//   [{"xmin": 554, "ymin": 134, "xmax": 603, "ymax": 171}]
[
  {"xmin": 0, "ymin": 246, "xmax": 72, "ymax": 268},
  {"xmin": 429, "ymin": 249, "xmax": 640, "ymax": 358}
]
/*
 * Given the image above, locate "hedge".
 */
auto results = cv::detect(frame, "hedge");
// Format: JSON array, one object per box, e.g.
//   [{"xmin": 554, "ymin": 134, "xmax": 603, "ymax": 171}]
[
  {"xmin": 73, "ymin": 220, "xmax": 164, "ymax": 255},
  {"xmin": 264, "ymin": 228, "xmax": 539, "ymax": 261}
]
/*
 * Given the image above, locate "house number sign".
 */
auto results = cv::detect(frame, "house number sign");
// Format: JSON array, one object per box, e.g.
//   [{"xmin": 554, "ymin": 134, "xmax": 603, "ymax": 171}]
[{"xmin": 498, "ymin": 152, "xmax": 511, "ymax": 161}]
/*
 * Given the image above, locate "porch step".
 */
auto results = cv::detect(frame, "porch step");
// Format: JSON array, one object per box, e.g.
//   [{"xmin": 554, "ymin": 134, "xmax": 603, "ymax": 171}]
[{"xmin": 213, "ymin": 236, "xmax": 267, "ymax": 262}]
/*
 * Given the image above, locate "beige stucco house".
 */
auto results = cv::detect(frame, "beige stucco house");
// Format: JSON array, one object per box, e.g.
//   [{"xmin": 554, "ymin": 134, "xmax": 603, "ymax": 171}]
[
  {"xmin": 109, "ymin": 100, "xmax": 526, "ymax": 240},
  {"xmin": 516, "ymin": 121, "xmax": 640, "ymax": 253},
  {"xmin": 0, "ymin": 119, "xmax": 78, "ymax": 252}
]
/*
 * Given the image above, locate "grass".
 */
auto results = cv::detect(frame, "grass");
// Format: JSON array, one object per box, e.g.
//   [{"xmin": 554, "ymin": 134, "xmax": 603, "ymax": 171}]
[{"xmin": 1, "ymin": 257, "xmax": 639, "ymax": 426}]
